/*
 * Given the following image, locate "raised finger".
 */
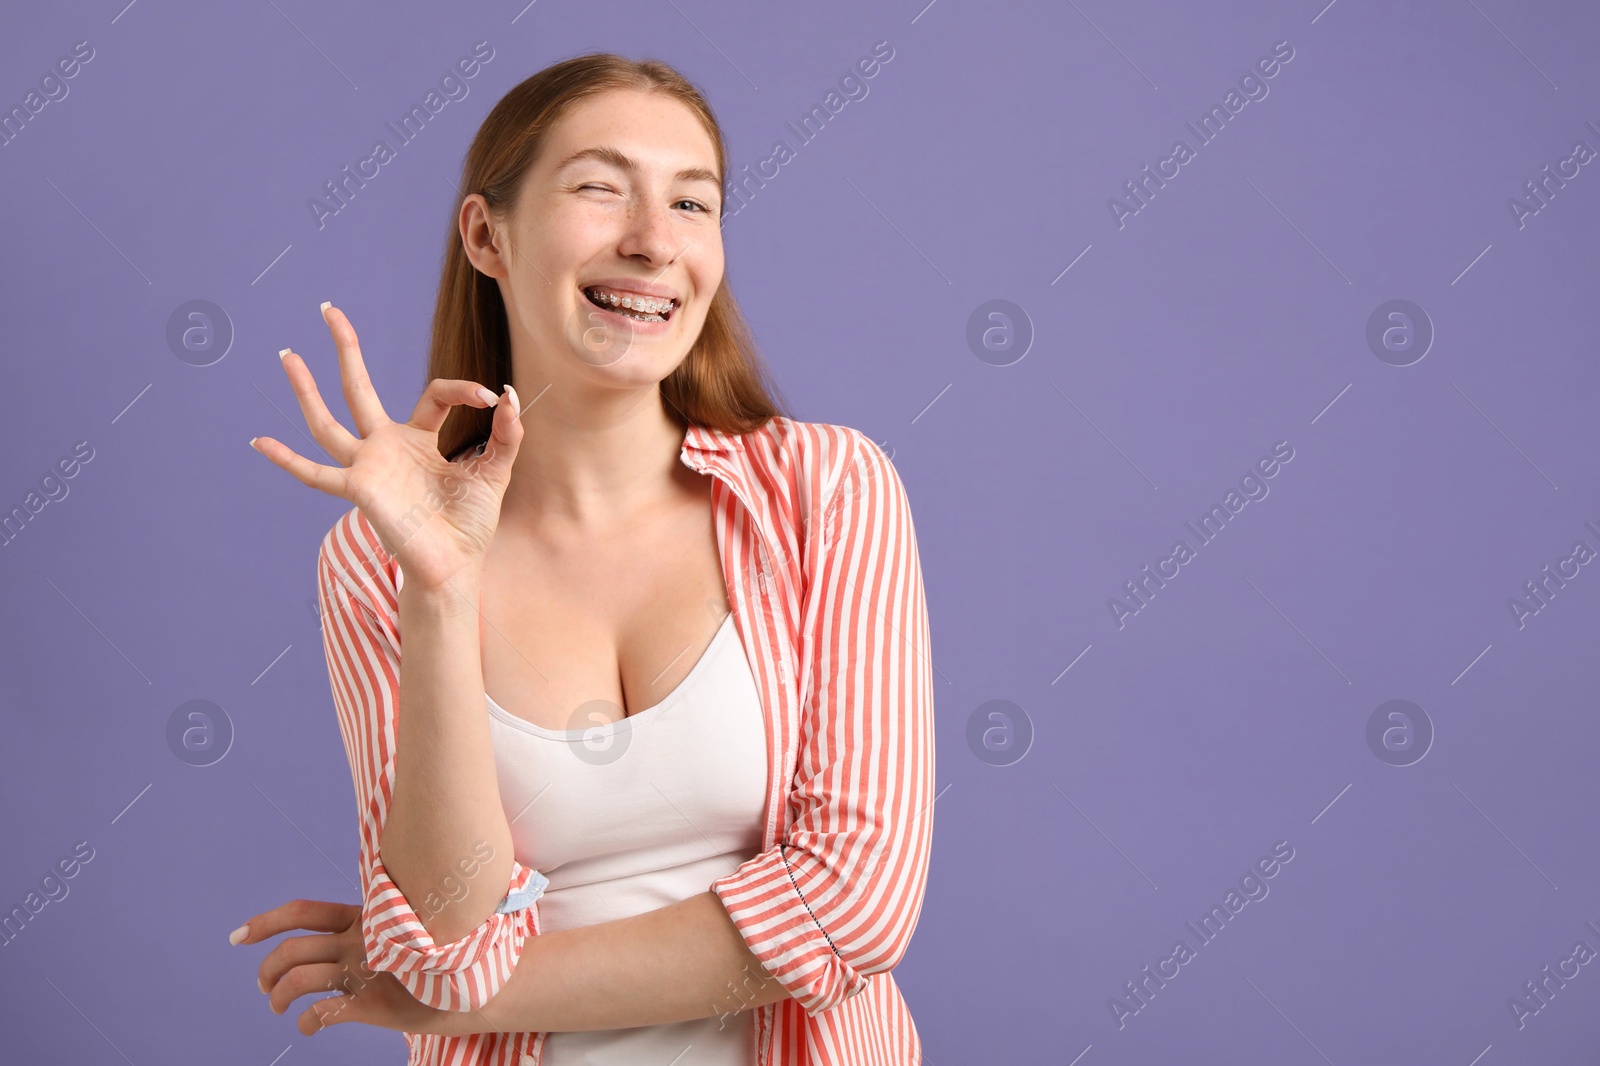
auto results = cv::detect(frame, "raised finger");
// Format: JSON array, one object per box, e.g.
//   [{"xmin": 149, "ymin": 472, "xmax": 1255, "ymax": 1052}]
[
  {"xmin": 276, "ymin": 347, "xmax": 360, "ymax": 467},
  {"xmin": 409, "ymin": 377, "xmax": 505, "ymax": 435},
  {"xmin": 233, "ymin": 898, "xmax": 361, "ymax": 946},
  {"xmin": 249, "ymin": 436, "xmax": 357, "ymax": 502},
  {"xmin": 319, "ymin": 302, "xmax": 390, "ymax": 436}
]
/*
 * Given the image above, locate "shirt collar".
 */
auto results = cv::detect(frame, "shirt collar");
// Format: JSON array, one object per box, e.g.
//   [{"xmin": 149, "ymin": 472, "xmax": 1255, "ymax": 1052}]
[{"xmin": 682, "ymin": 421, "xmax": 743, "ymax": 457}]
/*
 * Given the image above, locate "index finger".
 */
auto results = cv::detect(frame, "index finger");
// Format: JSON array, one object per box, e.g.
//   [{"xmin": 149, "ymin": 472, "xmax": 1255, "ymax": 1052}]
[
  {"xmin": 320, "ymin": 302, "xmax": 390, "ymax": 437},
  {"xmin": 232, "ymin": 898, "xmax": 360, "ymax": 945}
]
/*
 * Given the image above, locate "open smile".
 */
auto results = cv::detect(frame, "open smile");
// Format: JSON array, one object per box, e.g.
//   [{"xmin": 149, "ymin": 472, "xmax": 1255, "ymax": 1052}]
[{"xmin": 581, "ymin": 285, "xmax": 677, "ymax": 324}]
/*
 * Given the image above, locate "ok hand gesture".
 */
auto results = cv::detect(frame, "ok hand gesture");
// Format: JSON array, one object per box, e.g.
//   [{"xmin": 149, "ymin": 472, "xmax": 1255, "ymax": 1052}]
[{"xmin": 250, "ymin": 301, "xmax": 524, "ymax": 593}]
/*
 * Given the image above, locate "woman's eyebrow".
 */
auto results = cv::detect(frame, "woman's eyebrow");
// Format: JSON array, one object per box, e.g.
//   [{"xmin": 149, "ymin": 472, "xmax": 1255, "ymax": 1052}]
[{"xmin": 555, "ymin": 145, "xmax": 720, "ymax": 187}]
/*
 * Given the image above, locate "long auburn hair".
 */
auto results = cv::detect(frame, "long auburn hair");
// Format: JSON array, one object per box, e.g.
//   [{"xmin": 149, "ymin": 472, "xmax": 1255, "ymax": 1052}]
[{"xmin": 427, "ymin": 52, "xmax": 790, "ymax": 461}]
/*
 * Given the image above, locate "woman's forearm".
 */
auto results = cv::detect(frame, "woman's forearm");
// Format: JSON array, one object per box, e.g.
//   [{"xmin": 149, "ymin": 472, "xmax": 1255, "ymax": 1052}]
[
  {"xmin": 449, "ymin": 890, "xmax": 791, "ymax": 1035},
  {"xmin": 379, "ymin": 573, "xmax": 516, "ymax": 945}
]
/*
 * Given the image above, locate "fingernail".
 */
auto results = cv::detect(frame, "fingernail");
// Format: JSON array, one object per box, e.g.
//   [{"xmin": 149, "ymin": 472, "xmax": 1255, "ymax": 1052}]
[
  {"xmin": 278, "ymin": 348, "xmax": 290, "ymax": 360},
  {"xmin": 258, "ymin": 974, "xmax": 268, "ymax": 994},
  {"xmin": 505, "ymin": 384, "xmax": 520, "ymax": 416},
  {"xmin": 319, "ymin": 301, "xmax": 332, "ymax": 315},
  {"xmin": 475, "ymin": 386, "xmax": 500, "ymax": 406},
  {"xmin": 229, "ymin": 923, "xmax": 250, "ymax": 945},
  {"xmin": 248, "ymin": 438, "xmax": 258, "ymax": 449}
]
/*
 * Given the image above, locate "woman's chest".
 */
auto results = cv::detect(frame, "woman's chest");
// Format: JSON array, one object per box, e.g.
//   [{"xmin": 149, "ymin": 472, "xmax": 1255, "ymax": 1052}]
[
  {"xmin": 476, "ymin": 500, "xmax": 734, "ymax": 734},
  {"xmin": 485, "ymin": 609, "xmax": 769, "ymax": 915}
]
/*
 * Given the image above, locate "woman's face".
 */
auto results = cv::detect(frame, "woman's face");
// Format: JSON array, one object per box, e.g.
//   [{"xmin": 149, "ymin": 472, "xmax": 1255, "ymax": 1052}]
[{"xmin": 482, "ymin": 88, "xmax": 725, "ymax": 390}]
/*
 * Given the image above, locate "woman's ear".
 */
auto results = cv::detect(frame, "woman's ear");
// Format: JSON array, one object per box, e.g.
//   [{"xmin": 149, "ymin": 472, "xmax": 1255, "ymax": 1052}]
[{"xmin": 460, "ymin": 196, "xmax": 510, "ymax": 279}]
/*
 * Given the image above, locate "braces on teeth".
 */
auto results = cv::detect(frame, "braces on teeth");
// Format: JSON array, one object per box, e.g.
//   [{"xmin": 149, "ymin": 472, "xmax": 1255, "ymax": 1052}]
[{"xmin": 584, "ymin": 287, "xmax": 676, "ymax": 319}]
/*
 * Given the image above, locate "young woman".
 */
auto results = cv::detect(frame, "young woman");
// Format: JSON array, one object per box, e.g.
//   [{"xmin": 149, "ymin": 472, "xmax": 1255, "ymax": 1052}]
[{"xmin": 236, "ymin": 53, "xmax": 936, "ymax": 1066}]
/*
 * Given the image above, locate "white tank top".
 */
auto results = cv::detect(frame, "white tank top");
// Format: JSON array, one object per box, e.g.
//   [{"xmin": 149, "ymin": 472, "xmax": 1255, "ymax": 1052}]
[{"xmin": 485, "ymin": 611, "xmax": 767, "ymax": 1065}]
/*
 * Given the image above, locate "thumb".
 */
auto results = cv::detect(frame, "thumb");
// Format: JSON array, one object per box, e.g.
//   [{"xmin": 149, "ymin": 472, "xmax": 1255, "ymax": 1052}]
[{"xmin": 474, "ymin": 383, "xmax": 523, "ymax": 477}]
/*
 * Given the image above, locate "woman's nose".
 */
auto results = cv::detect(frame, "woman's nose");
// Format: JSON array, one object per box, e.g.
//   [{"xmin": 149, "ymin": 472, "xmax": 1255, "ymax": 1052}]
[{"xmin": 618, "ymin": 201, "xmax": 678, "ymax": 262}]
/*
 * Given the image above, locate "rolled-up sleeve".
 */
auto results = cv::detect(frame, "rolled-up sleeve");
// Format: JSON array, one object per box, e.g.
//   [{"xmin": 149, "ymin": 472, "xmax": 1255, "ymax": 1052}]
[
  {"xmin": 709, "ymin": 432, "xmax": 937, "ymax": 1016},
  {"xmin": 316, "ymin": 510, "xmax": 547, "ymax": 1012}
]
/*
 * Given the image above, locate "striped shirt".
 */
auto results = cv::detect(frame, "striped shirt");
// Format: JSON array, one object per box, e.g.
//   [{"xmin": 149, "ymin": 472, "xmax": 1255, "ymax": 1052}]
[{"xmin": 315, "ymin": 415, "xmax": 936, "ymax": 1065}]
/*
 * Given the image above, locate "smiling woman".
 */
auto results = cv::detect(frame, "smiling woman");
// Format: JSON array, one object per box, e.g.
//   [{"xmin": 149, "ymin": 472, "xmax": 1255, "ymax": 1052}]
[{"xmin": 242, "ymin": 52, "xmax": 935, "ymax": 1066}]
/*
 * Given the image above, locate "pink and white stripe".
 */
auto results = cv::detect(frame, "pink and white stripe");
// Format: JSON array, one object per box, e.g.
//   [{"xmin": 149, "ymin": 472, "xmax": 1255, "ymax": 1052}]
[{"xmin": 314, "ymin": 416, "xmax": 936, "ymax": 1065}]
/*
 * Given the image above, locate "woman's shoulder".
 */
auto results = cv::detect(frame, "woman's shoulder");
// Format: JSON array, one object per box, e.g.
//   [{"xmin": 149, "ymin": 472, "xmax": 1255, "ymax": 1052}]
[
  {"xmin": 736, "ymin": 415, "xmax": 887, "ymax": 482},
  {"xmin": 719, "ymin": 417, "xmax": 906, "ymax": 539},
  {"xmin": 772, "ymin": 416, "xmax": 898, "ymax": 491}
]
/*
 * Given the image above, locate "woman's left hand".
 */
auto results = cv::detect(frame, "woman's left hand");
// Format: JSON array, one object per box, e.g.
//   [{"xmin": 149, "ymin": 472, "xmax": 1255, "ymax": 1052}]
[{"xmin": 234, "ymin": 898, "xmax": 467, "ymax": 1037}]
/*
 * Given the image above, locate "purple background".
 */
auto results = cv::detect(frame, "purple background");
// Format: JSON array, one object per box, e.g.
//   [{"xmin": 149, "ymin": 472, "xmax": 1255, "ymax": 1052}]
[{"xmin": 3, "ymin": 0, "xmax": 1599, "ymax": 1062}]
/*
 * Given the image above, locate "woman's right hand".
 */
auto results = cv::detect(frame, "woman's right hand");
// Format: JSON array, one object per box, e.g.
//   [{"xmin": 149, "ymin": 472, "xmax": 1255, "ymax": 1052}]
[{"xmin": 250, "ymin": 301, "xmax": 524, "ymax": 594}]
